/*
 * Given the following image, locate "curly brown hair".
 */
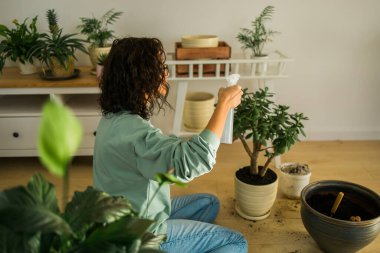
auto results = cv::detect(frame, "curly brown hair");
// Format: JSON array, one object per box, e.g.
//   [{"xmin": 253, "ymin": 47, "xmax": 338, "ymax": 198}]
[{"xmin": 99, "ymin": 37, "xmax": 170, "ymax": 119}]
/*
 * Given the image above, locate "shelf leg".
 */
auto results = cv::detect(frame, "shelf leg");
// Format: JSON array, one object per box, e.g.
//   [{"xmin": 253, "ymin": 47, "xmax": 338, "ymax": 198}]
[{"xmin": 172, "ymin": 81, "xmax": 188, "ymax": 135}]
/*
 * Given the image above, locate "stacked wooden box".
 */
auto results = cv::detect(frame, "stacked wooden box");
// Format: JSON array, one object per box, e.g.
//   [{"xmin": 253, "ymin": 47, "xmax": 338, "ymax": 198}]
[{"xmin": 175, "ymin": 41, "xmax": 231, "ymax": 76}]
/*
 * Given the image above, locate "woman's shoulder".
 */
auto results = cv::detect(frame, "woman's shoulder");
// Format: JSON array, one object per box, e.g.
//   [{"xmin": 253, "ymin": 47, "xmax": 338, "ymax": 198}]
[{"xmin": 102, "ymin": 111, "xmax": 155, "ymax": 131}]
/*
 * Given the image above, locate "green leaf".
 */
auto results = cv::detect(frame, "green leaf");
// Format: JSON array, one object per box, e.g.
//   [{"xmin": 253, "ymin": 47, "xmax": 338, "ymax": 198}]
[
  {"xmin": 80, "ymin": 216, "xmax": 154, "ymax": 252},
  {"xmin": 64, "ymin": 187, "xmax": 134, "ymax": 236},
  {"xmin": 26, "ymin": 173, "xmax": 60, "ymax": 214},
  {"xmin": 0, "ymin": 186, "xmax": 72, "ymax": 236},
  {"xmin": 155, "ymin": 173, "xmax": 187, "ymax": 187},
  {"xmin": 37, "ymin": 99, "xmax": 83, "ymax": 177}
]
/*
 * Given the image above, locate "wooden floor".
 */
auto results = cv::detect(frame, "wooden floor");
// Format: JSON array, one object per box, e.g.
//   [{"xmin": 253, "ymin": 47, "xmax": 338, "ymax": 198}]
[{"xmin": 0, "ymin": 141, "xmax": 379, "ymax": 253}]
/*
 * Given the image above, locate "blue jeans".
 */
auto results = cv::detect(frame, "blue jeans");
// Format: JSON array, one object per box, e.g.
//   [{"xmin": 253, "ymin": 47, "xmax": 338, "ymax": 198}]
[{"xmin": 160, "ymin": 193, "xmax": 248, "ymax": 253}]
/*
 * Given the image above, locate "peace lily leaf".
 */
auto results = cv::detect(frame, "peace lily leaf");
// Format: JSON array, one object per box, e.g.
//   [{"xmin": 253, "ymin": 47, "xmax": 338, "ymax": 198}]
[
  {"xmin": 64, "ymin": 187, "xmax": 134, "ymax": 235},
  {"xmin": 38, "ymin": 99, "xmax": 83, "ymax": 177},
  {"xmin": 80, "ymin": 216, "xmax": 154, "ymax": 252},
  {"xmin": 0, "ymin": 187, "xmax": 72, "ymax": 236},
  {"xmin": 26, "ymin": 173, "xmax": 60, "ymax": 214},
  {"xmin": 140, "ymin": 233, "xmax": 166, "ymax": 251},
  {"xmin": 155, "ymin": 173, "xmax": 187, "ymax": 187}
]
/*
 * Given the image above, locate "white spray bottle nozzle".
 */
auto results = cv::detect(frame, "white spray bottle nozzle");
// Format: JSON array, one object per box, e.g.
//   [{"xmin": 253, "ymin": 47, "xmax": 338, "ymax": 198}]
[
  {"xmin": 221, "ymin": 74, "xmax": 240, "ymax": 144},
  {"xmin": 226, "ymin": 74, "xmax": 240, "ymax": 86}
]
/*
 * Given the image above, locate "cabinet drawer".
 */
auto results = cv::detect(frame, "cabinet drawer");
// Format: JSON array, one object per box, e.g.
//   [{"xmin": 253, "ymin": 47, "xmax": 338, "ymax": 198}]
[
  {"xmin": 77, "ymin": 116, "xmax": 101, "ymax": 148},
  {"xmin": 0, "ymin": 117, "xmax": 40, "ymax": 149}
]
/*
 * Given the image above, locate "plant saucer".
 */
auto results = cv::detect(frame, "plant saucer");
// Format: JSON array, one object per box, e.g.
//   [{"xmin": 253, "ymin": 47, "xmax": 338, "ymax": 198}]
[{"xmin": 235, "ymin": 203, "xmax": 271, "ymax": 221}]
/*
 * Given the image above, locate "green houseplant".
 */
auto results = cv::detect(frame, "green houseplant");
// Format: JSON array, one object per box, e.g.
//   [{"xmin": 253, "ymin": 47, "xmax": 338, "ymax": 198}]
[
  {"xmin": 96, "ymin": 52, "xmax": 108, "ymax": 79},
  {"xmin": 237, "ymin": 5, "xmax": 279, "ymax": 75},
  {"xmin": 233, "ymin": 87, "xmax": 308, "ymax": 220},
  {"xmin": 0, "ymin": 16, "xmax": 44, "ymax": 74},
  {"xmin": 77, "ymin": 9, "xmax": 123, "ymax": 70},
  {"xmin": 236, "ymin": 5, "xmax": 278, "ymax": 57},
  {"xmin": 32, "ymin": 9, "xmax": 87, "ymax": 78},
  {"xmin": 0, "ymin": 98, "xmax": 185, "ymax": 252}
]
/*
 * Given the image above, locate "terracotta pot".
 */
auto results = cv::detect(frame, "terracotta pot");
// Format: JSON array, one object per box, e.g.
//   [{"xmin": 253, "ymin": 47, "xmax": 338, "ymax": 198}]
[
  {"xmin": 235, "ymin": 167, "xmax": 278, "ymax": 220},
  {"xmin": 301, "ymin": 180, "xmax": 380, "ymax": 253},
  {"xmin": 279, "ymin": 163, "xmax": 311, "ymax": 199},
  {"xmin": 183, "ymin": 92, "xmax": 214, "ymax": 132}
]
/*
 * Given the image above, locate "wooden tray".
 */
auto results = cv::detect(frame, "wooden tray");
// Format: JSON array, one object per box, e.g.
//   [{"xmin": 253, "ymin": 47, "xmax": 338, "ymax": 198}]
[{"xmin": 175, "ymin": 41, "xmax": 231, "ymax": 75}]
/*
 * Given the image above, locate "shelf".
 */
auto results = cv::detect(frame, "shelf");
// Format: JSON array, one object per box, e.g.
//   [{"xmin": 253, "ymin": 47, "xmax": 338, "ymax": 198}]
[
  {"xmin": 0, "ymin": 94, "xmax": 49, "ymax": 117},
  {"xmin": 61, "ymin": 94, "xmax": 101, "ymax": 116}
]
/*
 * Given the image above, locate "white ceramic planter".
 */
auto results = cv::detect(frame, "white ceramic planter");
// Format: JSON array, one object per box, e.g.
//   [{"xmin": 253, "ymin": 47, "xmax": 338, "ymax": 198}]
[
  {"xmin": 253, "ymin": 55, "xmax": 269, "ymax": 76},
  {"xmin": 16, "ymin": 60, "xmax": 37, "ymax": 75},
  {"xmin": 183, "ymin": 92, "xmax": 214, "ymax": 132},
  {"xmin": 234, "ymin": 170, "xmax": 278, "ymax": 220},
  {"xmin": 279, "ymin": 163, "xmax": 311, "ymax": 199}
]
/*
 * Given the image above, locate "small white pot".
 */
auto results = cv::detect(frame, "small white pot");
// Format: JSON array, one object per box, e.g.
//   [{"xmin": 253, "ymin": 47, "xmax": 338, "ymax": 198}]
[
  {"xmin": 279, "ymin": 163, "xmax": 311, "ymax": 199},
  {"xmin": 252, "ymin": 55, "xmax": 269, "ymax": 76},
  {"xmin": 16, "ymin": 60, "xmax": 37, "ymax": 75}
]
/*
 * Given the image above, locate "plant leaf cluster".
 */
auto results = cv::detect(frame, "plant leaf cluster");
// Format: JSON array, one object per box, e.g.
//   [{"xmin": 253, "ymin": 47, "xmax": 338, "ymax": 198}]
[
  {"xmin": 77, "ymin": 9, "xmax": 123, "ymax": 48},
  {"xmin": 97, "ymin": 52, "xmax": 109, "ymax": 65},
  {"xmin": 0, "ymin": 173, "xmax": 165, "ymax": 253},
  {"xmin": 233, "ymin": 87, "xmax": 308, "ymax": 177},
  {"xmin": 236, "ymin": 5, "xmax": 279, "ymax": 57},
  {"xmin": 30, "ymin": 9, "xmax": 88, "ymax": 71},
  {"xmin": 0, "ymin": 16, "xmax": 44, "ymax": 72}
]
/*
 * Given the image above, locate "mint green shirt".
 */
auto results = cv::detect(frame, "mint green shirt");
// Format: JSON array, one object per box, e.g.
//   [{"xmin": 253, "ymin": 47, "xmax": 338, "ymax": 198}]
[{"xmin": 93, "ymin": 111, "xmax": 220, "ymax": 234}]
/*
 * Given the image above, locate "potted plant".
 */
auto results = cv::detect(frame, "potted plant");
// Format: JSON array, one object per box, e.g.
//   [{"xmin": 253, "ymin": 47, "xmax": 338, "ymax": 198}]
[
  {"xmin": 32, "ymin": 9, "xmax": 88, "ymax": 78},
  {"xmin": 77, "ymin": 9, "xmax": 123, "ymax": 72},
  {"xmin": 301, "ymin": 180, "xmax": 380, "ymax": 253},
  {"xmin": 236, "ymin": 5, "xmax": 279, "ymax": 75},
  {"xmin": 96, "ymin": 52, "xmax": 108, "ymax": 79},
  {"xmin": 279, "ymin": 162, "xmax": 311, "ymax": 199},
  {"xmin": 0, "ymin": 16, "xmax": 44, "ymax": 75},
  {"xmin": 0, "ymin": 98, "xmax": 185, "ymax": 252},
  {"xmin": 233, "ymin": 87, "xmax": 308, "ymax": 220}
]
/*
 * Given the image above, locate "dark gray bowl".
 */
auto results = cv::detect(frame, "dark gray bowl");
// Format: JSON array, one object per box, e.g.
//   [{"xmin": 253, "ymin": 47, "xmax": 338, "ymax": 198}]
[{"xmin": 301, "ymin": 180, "xmax": 380, "ymax": 253}]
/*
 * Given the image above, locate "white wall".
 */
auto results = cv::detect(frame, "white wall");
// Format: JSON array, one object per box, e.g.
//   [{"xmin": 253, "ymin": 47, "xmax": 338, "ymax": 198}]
[{"xmin": 1, "ymin": 0, "xmax": 379, "ymax": 140}]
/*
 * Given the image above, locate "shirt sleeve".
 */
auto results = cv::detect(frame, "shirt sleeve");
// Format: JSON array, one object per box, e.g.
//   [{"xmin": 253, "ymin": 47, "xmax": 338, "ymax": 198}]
[{"xmin": 133, "ymin": 124, "xmax": 220, "ymax": 182}]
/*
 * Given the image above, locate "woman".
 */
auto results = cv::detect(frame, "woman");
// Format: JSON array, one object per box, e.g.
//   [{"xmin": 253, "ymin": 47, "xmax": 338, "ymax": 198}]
[{"xmin": 93, "ymin": 37, "xmax": 247, "ymax": 252}]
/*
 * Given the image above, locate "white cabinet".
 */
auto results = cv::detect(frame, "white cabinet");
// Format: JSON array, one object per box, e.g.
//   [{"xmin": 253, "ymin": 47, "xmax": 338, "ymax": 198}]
[{"xmin": 0, "ymin": 67, "xmax": 101, "ymax": 156}]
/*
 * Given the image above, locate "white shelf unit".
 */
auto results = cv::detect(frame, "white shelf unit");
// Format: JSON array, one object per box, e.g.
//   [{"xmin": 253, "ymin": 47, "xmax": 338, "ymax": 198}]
[
  {"xmin": 166, "ymin": 50, "xmax": 293, "ymax": 137},
  {"xmin": 0, "ymin": 51, "xmax": 292, "ymax": 157}
]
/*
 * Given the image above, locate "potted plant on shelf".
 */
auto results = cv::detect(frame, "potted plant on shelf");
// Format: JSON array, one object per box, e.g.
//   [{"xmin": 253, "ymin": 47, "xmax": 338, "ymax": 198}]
[
  {"xmin": 0, "ymin": 98, "xmax": 185, "ymax": 252},
  {"xmin": 96, "ymin": 52, "xmax": 108, "ymax": 79},
  {"xmin": 301, "ymin": 180, "xmax": 380, "ymax": 253},
  {"xmin": 0, "ymin": 16, "xmax": 44, "ymax": 75},
  {"xmin": 236, "ymin": 5, "xmax": 279, "ymax": 75},
  {"xmin": 233, "ymin": 87, "xmax": 308, "ymax": 220},
  {"xmin": 32, "ymin": 9, "xmax": 88, "ymax": 78},
  {"xmin": 77, "ymin": 9, "xmax": 123, "ymax": 72}
]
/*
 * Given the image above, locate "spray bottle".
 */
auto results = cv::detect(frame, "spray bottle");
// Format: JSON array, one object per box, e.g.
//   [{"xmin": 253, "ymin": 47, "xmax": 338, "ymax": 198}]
[{"xmin": 221, "ymin": 74, "xmax": 240, "ymax": 144}]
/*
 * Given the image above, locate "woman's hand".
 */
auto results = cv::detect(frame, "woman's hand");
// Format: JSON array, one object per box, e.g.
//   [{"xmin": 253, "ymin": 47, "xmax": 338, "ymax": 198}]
[
  {"xmin": 205, "ymin": 84, "xmax": 243, "ymax": 139},
  {"xmin": 217, "ymin": 85, "xmax": 243, "ymax": 110}
]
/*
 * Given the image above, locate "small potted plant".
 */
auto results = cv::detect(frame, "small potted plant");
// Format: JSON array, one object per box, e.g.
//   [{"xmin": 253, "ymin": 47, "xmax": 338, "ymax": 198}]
[
  {"xmin": 0, "ymin": 98, "xmax": 184, "ymax": 252},
  {"xmin": 0, "ymin": 16, "xmax": 44, "ymax": 75},
  {"xmin": 77, "ymin": 9, "xmax": 123, "ymax": 71},
  {"xmin": 96, "ymin": 52, "xmax": 108, "ymax": 79},
  {"xmin": 32, "ymin": 9, "xmax": 88, "ymax": 78},
  {"xmin": 236, "ymin": 5, "xmax": 279, "ymax": 75},
  {"xmin": 233, "ymin": 87, "xmax": 308, "ymax": 220},
  {"xmin": 279, "ymin": 162, "xmax": 311, "ymax": 199}
]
